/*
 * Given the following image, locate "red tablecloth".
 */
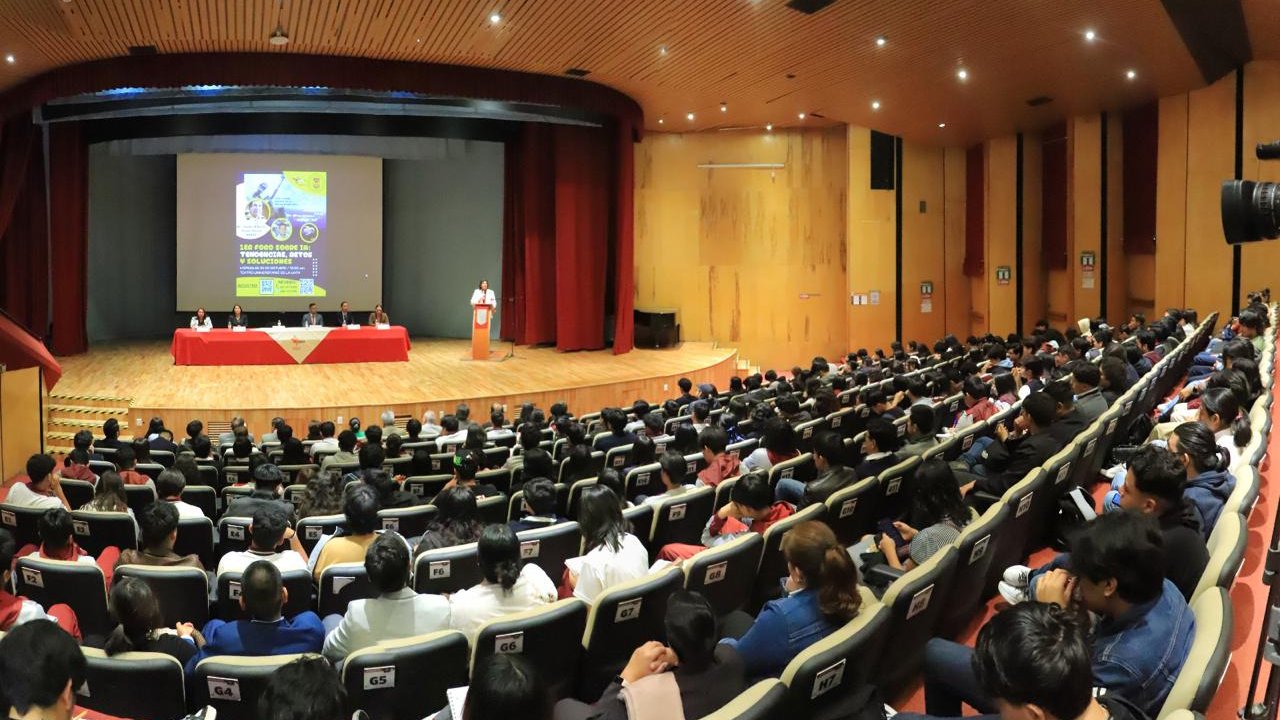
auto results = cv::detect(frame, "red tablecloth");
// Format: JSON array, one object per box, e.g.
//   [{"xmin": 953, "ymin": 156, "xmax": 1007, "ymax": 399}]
[{"xmin": 171, "ymin": 327, "xmax": 411, "ymax": 366}]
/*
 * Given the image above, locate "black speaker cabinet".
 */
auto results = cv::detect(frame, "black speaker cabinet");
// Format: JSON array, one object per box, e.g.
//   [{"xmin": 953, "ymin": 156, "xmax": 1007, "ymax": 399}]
[{"xmin": 634, "ymin": 308, "xmax": 679, "ymax": 349}]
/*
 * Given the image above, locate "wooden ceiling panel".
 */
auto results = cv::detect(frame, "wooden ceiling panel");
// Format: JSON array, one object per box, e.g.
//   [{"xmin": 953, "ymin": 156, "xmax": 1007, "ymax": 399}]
[{"xmin": 0, "ymin": 0, "xmax": 1234, "ymax": 143}]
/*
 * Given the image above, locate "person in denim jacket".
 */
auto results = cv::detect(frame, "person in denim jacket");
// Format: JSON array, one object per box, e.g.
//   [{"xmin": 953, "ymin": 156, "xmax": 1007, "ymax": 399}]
[{"xmin": 719, "ymin": 521, "xmax": 863, "ymax": 679}]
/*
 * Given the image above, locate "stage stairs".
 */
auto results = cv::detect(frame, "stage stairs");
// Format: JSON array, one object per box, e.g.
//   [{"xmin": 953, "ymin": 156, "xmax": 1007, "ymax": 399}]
[{"xmin": 45, "ymin": 392, "xmax": 134, "ymax": 457}]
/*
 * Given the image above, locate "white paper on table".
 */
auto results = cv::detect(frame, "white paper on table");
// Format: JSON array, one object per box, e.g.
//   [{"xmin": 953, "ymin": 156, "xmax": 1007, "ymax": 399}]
[
  {"xmin": 346, "ymin": 324, "xmax": 360, "ymax": 330},
  {"xmin": 195, "ymin": 326, "xmax": 211, "ymax": 333},
  {"xmin": 232, "ymin": 326, "xmax": 247, "ymax": 333},
  {"xmin": 376, "ymin": 323, "xmax": 391, "ymax": 330}
]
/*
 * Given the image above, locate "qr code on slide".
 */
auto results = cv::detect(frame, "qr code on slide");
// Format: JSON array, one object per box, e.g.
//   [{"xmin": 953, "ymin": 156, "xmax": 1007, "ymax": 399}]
[
  {"xmin": 258, "ymin": 279, "xmax": 274, "ymax": 295},
  {"xmin": 300, "ymin": 279, "xmax": 315, "ymax": 295}
]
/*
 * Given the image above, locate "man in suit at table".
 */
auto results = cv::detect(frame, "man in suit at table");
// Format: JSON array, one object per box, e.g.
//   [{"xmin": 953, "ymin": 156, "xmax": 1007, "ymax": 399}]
[
  {"xmin": 302, "ymin": 303, "xmax": 324, "ymax": 328},
  {"xmin": 337, "ymin": 301, "xmax": 354, "ymax": 327}
]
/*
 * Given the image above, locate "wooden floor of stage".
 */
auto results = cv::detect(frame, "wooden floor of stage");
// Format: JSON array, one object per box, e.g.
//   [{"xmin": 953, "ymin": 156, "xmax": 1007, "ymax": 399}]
[{"xmin": 51, "ymin": 339, "xmax": 738, "ymax": 430}]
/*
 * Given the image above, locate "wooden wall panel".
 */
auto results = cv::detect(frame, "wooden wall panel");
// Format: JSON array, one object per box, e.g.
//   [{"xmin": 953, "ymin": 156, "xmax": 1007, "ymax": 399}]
[
  {"xmin": 1182, "ymin": 72, "xmax": 1236, "ymax": 319},
  {"xmin": 985, "ymin": 136, "xmax": 1018, "ymax": 335},
  {"xmin": 1106, "ymin": 113, "xmax": 1128, "ymax": 322},
  {"xmin": 634, "ymin": 127, "xmax": 848, "ymax": 371},
  {"xmin": 1241, "ymin": 62, "xmax": 1280, "ymax": 304},
  {"xmin": 1127, "ymin": 253, "xmax": 1156, "ymax": 319},
  {"xmin": 1155, "ymin": 94, "xmax": 1189, "ymax": 313},
  {"xmin": 0, "ymin": 367, "xmax": 43, "ymax": 482},
  {"xmin": 1021, "ymin": 133, "xmax": 1046, "ymax": 333},
  {"xmin": 1070, "ymin": 114, "xmax": 1102, "ymax": 322},
  {"xmin": 943, "ymin": 147, "xmax": 970, "ymax": 337},
  {"xmin": 900, "ymin": 143, "xmax": 946, "ymax": 345},
  {"xmin": 847, "ymin": 126, "xmax": 896, "ymax": 352}
]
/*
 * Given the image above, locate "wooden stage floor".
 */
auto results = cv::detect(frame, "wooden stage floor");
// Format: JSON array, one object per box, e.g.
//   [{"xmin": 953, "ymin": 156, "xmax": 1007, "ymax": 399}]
[{"xmin": 51, "ymin": 339, "xmax": 738, "ymax": 434}]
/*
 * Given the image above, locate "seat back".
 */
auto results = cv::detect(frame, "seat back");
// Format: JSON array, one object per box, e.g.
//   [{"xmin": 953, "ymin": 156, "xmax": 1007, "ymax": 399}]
[
  {"xmin": 215, "ymin": 570, "xmax": 313, "ymax": 620},
  {"xmin": 604, "ymin": 443, "xmax": 634, "ymax": 471},
  {"xmin": 181, "ymin": 485, "xmax": 218, "ymax": 520},
  {"xmin": 296, "ymin": 513, "xmax": 346, "ymax": 555},
  {"xmin": 378, "ymin": 505, "xmax": 437, "ymax": 537},
  {"xmin": 682, "ymin": 533, "xmax": 764, "ymax": 617},
  {"xmin": 403, "ymin": 474, "xmax": 452, "ymax": 502},
  {"xmin": 194, "ymin": 654, "xmax": 311, "ymax": 720},
  {"xmin": 822, "ymin": 477, "xmax": 879, "ymax": 547},
  {"xmin": 136, "ymin": 463, "xmax": 165, "ymax": 482},
  {"xmin": 700, "ymin": 679, "xmax": 789, "ymax": 720},
  {"xmin": 1194, "ymin": 512, "xmax": 1247, "ymax": 600},
  {"xmin": 874, "ymin": 546, "xmax": 960, "ymax": 691},
  {"xmin": 780, "ymin": 588, "xmax": 891, "ymax": 720},
  {"xmin": 173, "ymin": 516, "xmax": 216, "ymax": 570},
  {"xmin": 646, "ymin": 486, "xmax": 715, "ymax": 558},
  {"xmin": 477, "ymin": 466, "xmax": 513, "ymax": 496},
  {"xmin": 122, "ymin": 484, "xmax": 156, "ymax": 514},
  {"xmin": 1223, "ymin": 465, "xmax": 1260, "ymax": 518},
  {"xmin": 622, "ymin": 504, "xmax": 655, "ymax": 552},
  {"xmin": 217, "ymin": 516, "xmax": 254, "ymax": 556},
  {"xmin": 937, "ymin": 503, "xmax": 1011, "ymax": 637},
  {"xmin": 984, "ymin": 469, "xmax": 1049, "ymax": 594},
  {"xmin": 713, "ymin": 476, "xmax": 740, "ymax": 511},
  {"xmin": 318, "ymin": 561, "xmax": 376, "ymax": 617},
  {"xmin": 516, "ymin": 522, "xmax": 582, "ymax": 581},
  {"xmin": 472, "ymin": 599, "xmax": 589, "ymax": 699},
  {"xmin": 80, "ymin": 648, "xmax": 186, "ymax": 720},
  {"xmin": 61, "ymin": 479, "xmax": 94, "ymax": 509},
  {"xmin": 766, "ymin": 453, "xmax": 816, "ymax": 489},
  {"xmin": 15, "ymin": 556, "xmax": 111, "ymax": 637},
  {"xmin": 412, "ymin": 542, "xmax": 482, "ymax": 594},
  {"xmin": 623, "ymin": 463, "xmax": 662, "ymax": 501},
  {"xmin": 751, "ymin": 504, "xmax": 826, "ymax": 612},
  {"xmin": 1066, "ymin": 425, "xmax": 1105, "ymax": 489},
  {"xmin": 1026, "ymin": 443, "xmax": 1079, "ymax": 554},
  {"xmin": 342, "ymin": 631, "xmax": 470, "ymax": 720},
  {"xmin": 566, "ymin": 478, "xmax": 597, "ymax": 519},
  {"xmin": 941, "ymin": 421, "xmax": 986, "ymax": 461},
  {"xmin": 0, "ymin": 503, "xmax": 46, "ymax": 548},
  {"xmin": 114, "ymin": 564, "xmax": 210, "ymax": 627},
  {"xmin": 875, "ymin": 456, "xmax": 921, "ymax": 520},
  {"xmin": 1157, "ymin": 587, "xmax": 1232, "ymax": 718},
  {"xmin": 71, "ymin": 510, "xmax": 139, "ymax": 557},
  {"xmin": 476, "ymin": 494, "xmax": 508, "ymax": 524},
  {"xmin": 579, "ymin": 566, "xmax": 683, "ymax": 700}
]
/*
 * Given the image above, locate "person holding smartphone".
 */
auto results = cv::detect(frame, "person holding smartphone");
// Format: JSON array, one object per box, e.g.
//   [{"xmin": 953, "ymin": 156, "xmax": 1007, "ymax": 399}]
[{"xmin": 859, "ymin": 460, "xmax": 974, "ymax": 576}]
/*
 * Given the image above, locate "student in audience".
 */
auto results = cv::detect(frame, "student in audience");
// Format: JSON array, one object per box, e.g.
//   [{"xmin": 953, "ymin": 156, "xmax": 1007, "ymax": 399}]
[
  {"xmin": 0, "ymin": 621, "xmax": 86, "ymax": 720},
  {"xmin": 319, "ymin": 429, "xmax": 358, "ymax": 472},
  {"xmin": 311, "ymin": 420, "xmax": 339, "ymax": 455},
  {"xmin": 926, "ymin": 512, "xmax": 1192, "ymax": 717},
  {"xmin": 321, "ymin": 532, "xmax": 449, "ymax": 661},
  {"xmin": 218, "ymin": 505, "xmax": 309, "ymax": 577},
  {"xmin": 441, "ymin": 449, "xmax": 500, "ymax": 499},
  {"xmin": 992, "ymin": 373, "xmax": 1018, "ymax": 408},
  {"xmin": 1238, "ymin": 306, "xmax": 1267, "ymax": 353},
  {"xmin": 1170, "ymin": 421, "xmax": 1236, "ymax": 538},
  {"xmin": 565, "ymin": 486, "xmax": 648, "ymax": 603},
  {"xmin": 954, "ymin": 391, "xmax": 1061, "ymax": 497},
  {"xmin": 900, "ymin": 405, "xmax": 939, "ymax": 457},
  {"xmin": 145, "ymin": 417, "xmax": 179, "ymax": 454},
  {"xmin": 521, "ymin": 447, "xmax": 556, "ymax": 484},
  {"xmin": 509, "ymin": 477, "xmax": 566, "ymax": 532},
  {"xmin": 312, "ymin": 484, "xmax": 382, "ymax": 579},
  {"xmin": 5, "ymin": 454, "xmax": 69, "ymax": 510},
  {"xmin": 667, "ymin": 423, "xmax": 699, "ymax": 456},
  {"xmin": 618, "ymin": 433, "xmax": 656, "ymax": 480},
  {"xmin": 190, "ymin": 436, "xmax": 221, "ymax": 471},
  {"xmin": 449, "ymin": 524, "xmax": 557, "ymax": 641},
  {"xmin": 1069, "ymin": 361, "xmax": 1108, "ymax": 419},
  {"xmin": 224, "ymin": 463, "xmax": 294, "ymax": 521},
  {"xmin": 154, "ymin": 469, "xmax": 204, "ymax": 520},
  {"xmin": 557, "ymin": 591, "xmax": 746, "ymax": 720},
  {"xmin": 675, "ymin": 377, "xmax": 697, "ymax": 406},
  {"xmin": 459, "ymin": 654, "xmax": 552, "ymax": 720},
  {"xmin": 855, "ymin": 417, "xmax": 902, "ymax": 479},
  {"xmin": 97, "ymin": 417, "xmax": 128, "ymax": 453},
  {"xmin": 720, "ymin": 521, "xmax": 862, "ymax": 679},
  {"xmin": 0, "ymin": 528, "xmax": 65, "ymax": 633},
  {"xmin": 180, "ymin": 419, "xmax": 206, "ymax": 453},
  {"xmin": 60, "ymin": 447, "xmax": 98, "ymax": 485},
  {"xmin": 741, "ymin": 417, "xmax": 799, "ymax": 473},
  {"xmin": 641, "ymin": 451, "xmax": 694, "ymax": 505},
  {"xmin": 505, "ymin": 423, "xmax": 542, "ymax": 470},
  {"xmin": 1044, "ymin": 381, "xmax": 1090, "ymax": 445},
  {"xmin": 26, "ymin": 507, "xmax": 117, "ymax": 573},
  {"xmin": 782, "ymin": 431, "xmax": 855, "ymax": 506},
  {"xmin": 1198, "ymin": 386, "xmax": 1252, "ymax": 468},
  {"xmin": 131, "ymin": 437, "xmax": 154, "ymax": 467},
  {"xmin": 259, "ymin": 656, "xmax": 347, "ymax": 720},
  {"xmin": 954, "ymin": 376, "xmax": 999, "ymax": 428},
  {"xmin": 104, "ymin": 576, "xmax": 203, "ymax": 664},
  {"xmin": 362, "ymin": 424, "xmax": 385, "ymax": 453},
  {"xmin": 113, "ymin": 445, "xmax": 152, "ymax": 486},
  {"xmin": 658, "ymin": 471, "xmax": 794, "ymax": 561},
  {"xmin": 1099, "ymin": 356, "xmax": 1130, "ymax": 406},
  {"xmin": 415, "ymin": 486, "xmax": 485, "ymax": 554},
  {"xmin": 596, "ymin": 407, "xmax": 640, "ymax": 453},
  {"xmin": 695, "ymin": 426, "xmax": 741, "ymax": 487},
  {"xmin": 296, "ymin": 472, "xmax": 342, "ymax": 519},
  {"xmin": 117, "ymin": 502, "xmax": 202, "ymax": 569},
  {"xmin": 82, "ymin": 471, "xmax": 131, "ymax": 518},
  {"xmin": 435, "ymin": 414, "xmax": 466, "ymax": 450},
  {"xmin": 595, "ymin": 467, "xmax": 633, "ymax": 509},
  {"xmin": 863, "ymin": 460, "xmax": 973, "ymax": 576},
  {"xmin": 187, "ymin": 560, "xmax": 325, "ymax": 673}
]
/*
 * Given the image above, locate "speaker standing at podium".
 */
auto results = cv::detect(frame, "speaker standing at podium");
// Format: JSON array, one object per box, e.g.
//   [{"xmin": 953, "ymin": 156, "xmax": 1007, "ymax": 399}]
[
  {"xmin": 470, "ymin": 279, "xmax": 496, "ymax": 309},
  {"xmin": 471, "ymin": 279, "xmax": 497, "ymax": 360}
]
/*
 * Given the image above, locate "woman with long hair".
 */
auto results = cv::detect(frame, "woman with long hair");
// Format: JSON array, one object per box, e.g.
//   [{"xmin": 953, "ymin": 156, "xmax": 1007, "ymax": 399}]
[
  {"xmin": 872, "ymin": 460, "xmax": 973, "ymax": 573},
  {"xmin": 1171, "ymin": 422, "xmax": 1236, "ymax": 538},
  {"xmin": 722, "ymin": 521, "xmax": 862, "ymax": 679},
  {"xmin": 1197, "ymin": 386, "xmax": 1252, "ymax": 468},
  {"xmin": 449, "ymin": 524, "xmax": 557, "ymax": 641},
  {"xmin": 83, "ymin": 471, "xmax": 129, "ymax": 514},
  {"xmin": 104, "ymin": 577, "xmax": 204, "ymax": 664},
  {"xmin": 296, "ymin": 471, "xmax": 343, "ymax": 519},
  {"xmin": 227, "ymin": 304, "xmax": 248, "ymax": 328},
  {"xmin": 564, "ymin": 485, "xmax": 648, "ymax": 603},
  {"xmin": 414, "ymin": 486, "xmax": 485, "ymax": 555}
]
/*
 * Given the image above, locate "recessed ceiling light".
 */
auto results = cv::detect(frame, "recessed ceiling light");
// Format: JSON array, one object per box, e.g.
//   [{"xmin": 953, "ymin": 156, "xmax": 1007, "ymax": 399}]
[
  {"xmin": 956, "ymin": 68, "xmax": 969, "ymax": 81},
  {"xmin": 798, "ymin": 112, "xmax": 806, "ymax": 119},
  {"xmin": 720, "ymin": 103, "xmax": 727, "ymax": 112},
  {"xmin": 489, "ymin": 12, "xmax": 501, "ymax": 23},
  {"xmin": 3, "ymin": 54, "xmax": 13, "ymax": 64},
  {"xmin": 871, "ymin": 100, "xmax": 880, "ymax": 110},
  {"xmin": 659, "ymin": 45, "xmax": 668, "ymax": 56},
  {"xmin": 875, "ymin": 36, "xmax": 887, "ymax": 47},
  {"xmin": 1126, "ymin": 69, "xmax": 1137, "ymax": 80},
  {"xmin": 938, "ymin": 122, "xmax": 946, "ymax": 128},
  {"xmin": 415, "ymin": 38, "xmax": 421, "ymax": 43},
  {"xmin": 686, "ymin": 112, "xmax": 695, "ymax": 121},
  {"xmin": 658, "ymin": 117, "xmax": 664, "ymax": 124},
  {"xmin": 765, "ymin": 123, "xmax": 773, "ymax": 131},
  {"xmin": 1084, "ymin": 29, "xmax": 1097, "ymax": 42}
]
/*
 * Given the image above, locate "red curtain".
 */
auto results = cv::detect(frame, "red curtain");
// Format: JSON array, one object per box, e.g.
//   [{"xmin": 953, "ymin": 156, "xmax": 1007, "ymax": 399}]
[
  {"xmin": 48, "ymin": 123, "xmax": 88, "ymax": 356},
  {"xmin": 611, "ymin": 120, "xmax": 636, "ymax": 354},
  {"xmin": 1123, "ymin": 103, "xmax": 1158, "ymax": 255},
  {"xmin": 553, "ymin": 124, "xmax": 610, "ymax": 351},
  {"xmin": 0, "ymin": 111, "xmax": 48, "ymax": 336},
  {"xmin": 1041, "ymin": 123, "xmax": 1068, "ymax": 270},
  {"xmin": 963, "ymin": 144, "xmax": 985, "ymax": 277}
]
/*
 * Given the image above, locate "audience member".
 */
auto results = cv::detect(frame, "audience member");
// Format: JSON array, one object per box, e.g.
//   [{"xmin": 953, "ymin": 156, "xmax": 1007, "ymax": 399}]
[
  {"xmin": 296, "ymin": 471, "xmax": 343, "ymax": 519},
  {"xmin": 441, "ymin": 449, "xmax": 500, "ymax": 499},
  {"xmin": 858, "ymin": 460, "xmax": 973, "ymax": 577},
  {"xmin": 1170, "ymin": 421, "xmax": 1236, "ymax": 538},
  {"xmin": 596, "ymin": 407, "xmax": 640, "ymax": 453},
  {"xmin": 97, "ymin": 418, "xmax": 128, "ymax": 453},
  {"xmin": 449, "ymin": 524, "xmax": 557, "ymax": 641},
  {"xmin": 60, "ymin": 447, "xmax": 98, "ymax": 485},
  {"xmin": 658, "ymin": 471, "xmax": 793, "ymax": 561},
  {"xmin": 312, "ymin": 484, "xmax": 382, "ymax": 580},
  {"xmin": 0, "ymin": 528, "xmax": 61, "ymax": 632},
  {"xmin": 642, "ymin": 451, "xmax": 695, "ymax": 505},
  {"xmin": 794, "ymin": 431, "xmax": 856, "ymax": 506},
  {"xmin": 224, "ymin": 463, "xmax": 295, "ymax": 521},
  {"xmin": 218, "ymin": 505, "xmax": 309, "ymax": 576},
  {"xmin": 1069, "ymin": 361, "xmax": 1108, "ymax": 420},
  {"xmin": 741, "ymin": 417, "xmax": 798, "ymax": 473},
  {"xmin": 696, "ymin": 426, "xmax": 741, "ymax": 487},
  {"xmin": 104, "ymin": 576, "xmax": 202, "ymax": 664},
  {"xmin": 954, "ymin": 376, "xmax": 998, "ymax": 428},
  {"xmin": 0, "ymin": 621, "xmax": 86, "ymax": 720},
  {"xmin": 509, "ymin": 477, "xmax": 566, "ymax": 531},
  {"xmin": 155, "ymin": 468, "xmax": 204, "ymax": 519},
  {"xmin": 258, "ymin": 656, "xmax": 348, "ymax": 720},
  {"xmin": 81, "ymin": 471, "xmax": 130, "ymax": 516},
  {"xmin": 565, "ymin": 486, "xmax": 648, "ymax": 603},
  {"xmin": 953, "ymin": 391, "xmax": 1061, "ymax": 496},
  {"xmin": 900, "ymin": 405, "xmax": 939, "ymax": 457},
  {"xmin": 117, "ymin": 501, "xmax": 202, "ymax": 569},
  {"xmin": 415, "ymin": 486, "xmax": 485, "ymax": 554},
  {"xmin": 855, "ymin": 417, "xmax": 902, "ymax": 478},
  {"xmin": 5, "ymin": 454, "xmax": 69, "ymax": 510},
  {"xmin": 461, "ymin": 654, "xmax": 551, "ymax": 720},
  {"xmin": 320, "ymin": 430, "xmax": 359, "ymax": 471}
]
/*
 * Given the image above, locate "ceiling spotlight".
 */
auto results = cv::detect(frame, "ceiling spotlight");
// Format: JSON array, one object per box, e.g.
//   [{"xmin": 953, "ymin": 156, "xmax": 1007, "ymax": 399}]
[
  {"xmin": 765, "ymin": 123, "xmax": 773, "ymax": 132},
  {"xmin": 1126, "ymin": 69, "xmax": 1137, "ymax": 80},
  {"xmin": 659, "ymin": 45, "xmax": 668, "ymax": 56},
  {"xmin": 871, "ymin": 100, "xmax": 880, "ymax": 110},
  {"xmin": 3, "ymin": 54, "xmax": 13, "ymax": 64},
  {"xmin": 658, "ymin": 118, "xmax": 664, "ymax": 125},
  {"xmin": 268, "ymin": 26, "xmax": 289, "ymax": 46},
  {"xmin": 938, "ymin": 122, "xmax": 946, "ymax": 128},
  {"xmin": 798, "ymin": 112, "xmax": 806, "ymax": 119},
  {"xmin": 956, "ymin": 68, "xmax": 969, "ymax": 81},
  {"xmin": 1084, "ymin": 29, "xmax": 1097, "ymax": 42},
  {"xmin": 489, "ymin": 12, "xmax": 501, "ymax": 23},
  {"xmin": 686, "ymin": 112, "xmax": 695, "ymax": 121},
  {"xmin": 720, "ymin": 103, "xmax": 727, "ymax": 112},
  {"xmin": 875, "ymin": 36, "xmax": 887, "ymax": 47}
]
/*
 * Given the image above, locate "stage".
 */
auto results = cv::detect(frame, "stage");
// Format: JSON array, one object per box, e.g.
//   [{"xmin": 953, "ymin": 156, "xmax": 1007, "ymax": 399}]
[{"xmin": 46, "ymin": 338, "xmax": 738, "ymax": 449}]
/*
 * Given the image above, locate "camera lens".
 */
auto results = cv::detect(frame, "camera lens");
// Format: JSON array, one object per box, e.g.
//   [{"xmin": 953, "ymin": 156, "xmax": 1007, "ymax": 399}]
[{"xmin": 1221, "ymin": 179, "xmax": 1280, "ymax": 244}]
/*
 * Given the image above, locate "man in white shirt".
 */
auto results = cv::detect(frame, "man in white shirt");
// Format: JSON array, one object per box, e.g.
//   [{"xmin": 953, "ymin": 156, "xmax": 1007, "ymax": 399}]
[
  {"xmin": 642, "ymin": 451, "xmax": 695, "ymax": 506},
  {"xmin": 421, "ymin": 410, "xmax": 443, "ymax": 437},
  {"xmin": 310, "ymin": 421, "xmax": 340, "ymax": 456},
  {"xmin": 155, "ymin": 470, "xmax": 205, "ymax": 520},
  {"xmin": 434, "ymin": 415, "xmax": 468, "ymax": 451},
  {"xmin": 321, "ymin": 532, "xmax": 450, "ymax": 662},
  {"xmin": 4, "ymin": 455, "xmax": 68, "ymax": 511},
  {"xmin": 217, "ymin": 506, "xmax": 310, "ymax": 578}
]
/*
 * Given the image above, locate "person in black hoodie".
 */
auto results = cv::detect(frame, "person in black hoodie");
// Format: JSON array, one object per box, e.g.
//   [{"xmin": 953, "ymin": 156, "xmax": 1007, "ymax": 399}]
[
  {"xmin": 1043, "ymin": 382, "xmax": 1090, "ymax": 445},
  {"xmin": 958, "ymin": 392, "xmax": 1062, "ymax": 497},
  {"xmin": 1115, "ymin": 445, "xmax": 1208, "ymax": 599}
]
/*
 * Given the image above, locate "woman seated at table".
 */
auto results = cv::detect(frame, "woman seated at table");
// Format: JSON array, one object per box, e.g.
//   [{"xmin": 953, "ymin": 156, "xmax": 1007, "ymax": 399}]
[
  {"xmin": 227, "ymin": 304, "xmax": 249, "ymax": 328},
  {"xmin": 189, "ymin": 307, "xmax": 212, "ymax": 330},
  {"xmin": 368, "ymin": 303, "xmax": 390, "ymax": 326}
]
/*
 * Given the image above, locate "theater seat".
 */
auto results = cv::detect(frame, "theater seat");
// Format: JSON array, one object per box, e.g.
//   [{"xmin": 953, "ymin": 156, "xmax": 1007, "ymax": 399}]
[
  {"xmin": 412, "ymin": 542, "xmax": 482, "ymax": 595},
  {"xmin": 318, "ymin": 561, "xmax": 376, "ymax": 617},
  {"xmin": 822, "ymin": 477, "xmax": 879, "ymax": 547},
  {"xmin": 624, "ymin": 463, "xmax": 662, "ymax": 501},
  {"xmin": 937, "ymin": 503, "xmax": 1010, "ymax": 638},
  {"xmin": 472, "ymin": 598, "xmax": 589, "ymax": 699},
  {"xmin": 750, "ymin": 504, "xmax": 825, "ymax": 612},
  {"xmin": 873, "ymin": 545, "xmax": 960, "ymax": 691},
  {"xmin": 766, "ymin": 453, "xmax": 816, "ymax": 490},
  {"xmin": 0, "ymin": 503, "xmax": 46, "ymax": 548},
  {"xmin": 982, "ymin": 468, "xmax": 1049, "ymax": 596},
  {"xmin": 71, "ymin": 509, "xmax": 138, "ymax": 557},
  {"xmin": 61, "ymin": 479, "xmax": 94, "ymax": 510},
  {"xmin": 403, "ymin": 474, "xmax": 451, "ymax": 502},
  {"xmin": 1223, "ymin": 465, "xmax": 1260, "ymax": 519},
  {"xmin": 15, "ymin": 556, "xmax": 111, "ymax": 638},
  {"xmin": 646, "ymin": 486, "xmax": 715, "ymax": 560},
  {"xmin": 700, "ymin": 679, "xmax": 788, "ymax": 720},
  {"xmin": 578, "ymin": 566, "xmax": 683, "ymax": 701},
  {"xmin": 342, "ymin": 630, "xmax": 470, "ymax": 720},
  {"xmin": 80, "ymin": 648, "xmax": 186, "ymax": 720},
  {"xmin": 780, "ymin": 587, "xmax": 890, "ymax": 720},
  {"xmin": 682, "ymin": 532, "xmax": 763, "ymax": 619},
  {"xmin": 476, "ymin": 494, "xmax": 508, "ymax": 524},
  {"xmin": 875, "ymin": 456, "xmax": 920, "ymax": 521},
  {"xmin": 622, "ymin": 504, "xmax": 655, "ymax": 552},
  {"xmin": 216, "ymin": 569, "xmax": 313, "ymax": 619},
  {"xmin": 604, "ymin": 443, "xmax": 635, "ymax": 471},
  {"xmin": 296, "ymin": 513, "xmax": 346, "ymax": 555},
  {"xmin": 477, "ymin": 466, "xmax": 512, "ymax": 495},
  {"xmin": 1193, "ymin": 512, "xmax": 1246, "ymax": 600},
  {"xmin": 193, "ymin": 653, "xmax": 314, "ymax": 720},
  {"xmin": 115, "ymin": 564, "xmax": 210, "ymax": 627},
  {"xmin": 565, "ymin": 478, "xmax": 597, "ymax": 519},
  {"xmin": 174, "ymin": 516, "xmax": 215, "ymax": 569},
  {"xmin": 217, "ymin": 516, "xmax": 254, "ymax": 557},
  {"xmin": 378, "ymin": 505, "xmax": 437, "ymax": 538},
  {"xmin": 181, "ymin": 485, "xmax": 218, "ymax": 520},
  {"xmin": 1157, "ymin": 587, "xmax": 1232, "ymax": 719},
  {"xmin": 516, "ymin": 521, "xmax": 582, "ymax": 582}
]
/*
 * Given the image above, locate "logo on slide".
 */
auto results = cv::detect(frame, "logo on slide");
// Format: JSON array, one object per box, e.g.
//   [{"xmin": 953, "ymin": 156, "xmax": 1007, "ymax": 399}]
[
  {"xmin": 299, "ymin": 222, "xmax": 319, "ymax": 244},
  {"xmin": 259, "ymin": 279, "xmax": 275, "ymax": 295}
]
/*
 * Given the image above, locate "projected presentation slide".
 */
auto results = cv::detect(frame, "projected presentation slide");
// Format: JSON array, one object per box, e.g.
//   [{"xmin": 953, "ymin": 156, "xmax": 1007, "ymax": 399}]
[{"xmin": 235, "ymin": 171, "xmax": 328, "ymax": 298}]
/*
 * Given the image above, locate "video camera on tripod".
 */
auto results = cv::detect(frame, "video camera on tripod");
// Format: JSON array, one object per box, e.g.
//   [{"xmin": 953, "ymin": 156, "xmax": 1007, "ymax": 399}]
[{"xmin": 1222, "ymin": 141, "xmax": 1280, "ymax": 244}]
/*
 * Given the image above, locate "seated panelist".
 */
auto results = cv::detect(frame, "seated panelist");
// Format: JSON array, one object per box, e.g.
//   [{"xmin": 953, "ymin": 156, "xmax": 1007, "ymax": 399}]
[
  {"xmin": 368, "ymin": 303, "xmax": 390, "ymax": 326},
  {"xmin": 337, "ymin": 301, "xmax": 355, "ymax": 327},
  {"xmin": 302, "ymin": 302, "xmax": 324, "ymax": 328},
  {"xmin": 227, "ymin": 304, "xmax": 249, "ymax": 328},
  {"xmin": 189, "ymin": 307, "xmax": 212, "ymax": 330}
]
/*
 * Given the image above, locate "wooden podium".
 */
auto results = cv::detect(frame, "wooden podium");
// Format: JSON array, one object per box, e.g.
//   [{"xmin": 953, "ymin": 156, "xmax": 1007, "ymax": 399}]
[{"xmin": 471, "ymin": 303, "xmax": 493, "ymax": 360}]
